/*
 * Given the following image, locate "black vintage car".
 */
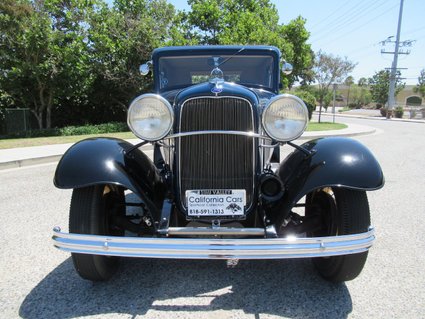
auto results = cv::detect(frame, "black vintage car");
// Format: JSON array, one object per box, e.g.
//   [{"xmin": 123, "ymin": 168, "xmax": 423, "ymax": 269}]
[{"xmin": 52, "ymin": 46, "xmax": 384, "ymax": 282}]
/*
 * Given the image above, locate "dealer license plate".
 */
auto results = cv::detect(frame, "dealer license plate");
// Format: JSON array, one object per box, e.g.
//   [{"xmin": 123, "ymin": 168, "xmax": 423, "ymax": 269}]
[{"xmin": 186, "ymin": 189, "xmax": 246, "ymax": 216}]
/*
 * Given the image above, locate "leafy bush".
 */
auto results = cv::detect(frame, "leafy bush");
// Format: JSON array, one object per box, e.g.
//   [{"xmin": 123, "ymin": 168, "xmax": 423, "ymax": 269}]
[
  {"xmin": 0, "ymin": 122, "xmax": 128, "ymax": 139},
  {"xmin": 0, "ymin": 128, "xmax": 60, "ymax": 139},
  {"xmin": 394, "ymin": 106, "xmax": 404, "ymax": 118},
  {"xmin": 348, "ymin": 85, "xmax": 372, "ymax": 109},
  {"xmin": 294, "ymin": 90, "xmax": 316, "ymax": 120},
  {"xmin": 348, "ymin": 103, "xmax": 359, "ymax": 109},
  {"xmin": 58, "ymin": 122, "xmax": 128, "ymax": 136}
]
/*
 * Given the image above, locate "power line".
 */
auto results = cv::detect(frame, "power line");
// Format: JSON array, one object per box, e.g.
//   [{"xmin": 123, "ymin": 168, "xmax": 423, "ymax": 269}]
[
  {"xmin": 310, "ymin": 0, "xmax": 372, "ymax": 39},
  {"xmin": 338, "ymin": 41, "xmax": 380, "ymax": 57},
  {"xmin": 402, "ymin": 25, "xmax": 425, "ymax": 36},
  {"xmin": 313, "ymin": 0, "xmax": 397, "ymax": 44},
  {"xmin": 319, "ymin": 3, "xmax": 399, "ymax": 48},
  {"xmin": 310, "ymin": 0, "xmax": 392, "ymax": 43},
  {"xmin": 308, "ymin": 0, "xmax": 353, "ymax": 30}
]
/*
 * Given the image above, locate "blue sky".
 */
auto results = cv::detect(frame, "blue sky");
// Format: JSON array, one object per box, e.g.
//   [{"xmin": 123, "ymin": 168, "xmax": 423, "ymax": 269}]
[{"xmin": 168, "ymin": 0, "xmax": 425, "ymax": 85}]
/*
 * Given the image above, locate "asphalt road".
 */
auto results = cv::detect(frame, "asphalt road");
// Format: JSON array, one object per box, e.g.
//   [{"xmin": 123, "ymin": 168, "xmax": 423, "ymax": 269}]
[{"xmin": 1, "ymin": 116, "xmax": 424, "ymax": 319}]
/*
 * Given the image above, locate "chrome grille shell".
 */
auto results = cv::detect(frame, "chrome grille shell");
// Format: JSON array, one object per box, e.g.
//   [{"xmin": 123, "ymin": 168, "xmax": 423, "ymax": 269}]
[{"xmin": 177, "ymin": 96, "xmax": 256, "ymax": 216}]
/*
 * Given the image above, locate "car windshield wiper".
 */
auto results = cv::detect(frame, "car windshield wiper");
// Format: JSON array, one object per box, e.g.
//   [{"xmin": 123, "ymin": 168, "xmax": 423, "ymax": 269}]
[{"xmin": 216, "ymin": 47, "xmax": 245, "ymax": 68}]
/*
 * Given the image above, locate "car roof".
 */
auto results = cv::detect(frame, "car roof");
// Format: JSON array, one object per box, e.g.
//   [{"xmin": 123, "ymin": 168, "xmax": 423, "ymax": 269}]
[{"xmin": 152, "ymin": 45, "xmax": 281, "ymax": 58}]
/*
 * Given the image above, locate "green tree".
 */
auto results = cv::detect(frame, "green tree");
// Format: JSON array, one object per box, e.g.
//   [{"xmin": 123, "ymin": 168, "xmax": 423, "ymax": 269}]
[
  {"xmin": 85, "ymin": 0, "xmax": 176, "ymax": 124},
  {"xmin": 344, "ymin": 75, "xmax": 354, "ymax": 106},
  {"xmin": 413, "ymin": 69, "xmax": 425, "ymax": 98},
  {"xmin": 186, "ymin": 0, "xmax": 224, "ymax": 44},
  {"xmin": 0, "ymin": 0, "xmax": 178, "ymax": 129},
  {"xmin": 348, "ymin": 85, "xmax": 372, "ymax": 108},
  {"xmin": 279, "ymin": 17, "xmax": 314, "ymax": 88},
  {"xmin": 313, "ymin": 51, "xmax": 356, "ymax": 122},
  {"xmin": 1, "ymin": 0, "xmax": 51, "ymax": 129},
  {"xmin": 183, "ymin": 0, "xmax": 314, "ymax": 88},
  {"xmin": 0, "ymin": 0, "xmax": 94, "ymax": 129},
  {"xmin": 358, "ymin": 77, "xmax": 368, "ymax": 87},
  {"xmin": 368, "ymin": 70, "xmax": 405, "ymax": 107},
  {"xmin": 294, "ymin": 89, "xmax": 316, "ymax": 120}
]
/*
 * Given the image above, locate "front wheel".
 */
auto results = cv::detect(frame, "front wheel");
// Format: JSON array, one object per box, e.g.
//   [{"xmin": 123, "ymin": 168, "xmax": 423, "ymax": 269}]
[
  {"xmin": 306, "ymin": 188, "xmax": 371, "ymax": 282},
  {"xmin": 69, "ymin": 184, "xmax": 125, "ymax": 281}
]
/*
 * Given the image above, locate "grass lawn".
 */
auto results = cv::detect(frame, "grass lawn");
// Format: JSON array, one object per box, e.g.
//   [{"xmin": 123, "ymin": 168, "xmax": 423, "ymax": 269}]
[
  {"xmin": 0, "ymin": 122, "xmax": 347, "ymax": 149},
  {"xmin": 0, "ymin": 132, "xmax": 136, "ymax": 149},
  {"xmin": 306, "ymin": 122, "xmax": 347, "ymax": 131}
]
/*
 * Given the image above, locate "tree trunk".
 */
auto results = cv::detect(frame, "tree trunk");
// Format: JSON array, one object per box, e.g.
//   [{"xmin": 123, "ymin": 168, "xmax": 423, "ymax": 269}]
[
  {"xmin": 46, "ymin": 105, "xmax": 51, "ymax": 129},
  {"xmin": 36, "ymin": 79, "xmax": 47, "ymax": 129},
  {"xmin": 346, "ymin": 86, "xmax": 351, "ymax": 107},
  {"xmin": 31, "ymin": 109, "xmax": 43, "ymax": 129},
  {"xmin": 318, "ymin": 102, "xmax": 323, "ymax": 123},
  {"xmin": 46, "ymin": 91, "xmax": 53, "ymax": 129},
  {"xmin": 31, "ymin": 97, "xmax": 43, "ymax": 129}
]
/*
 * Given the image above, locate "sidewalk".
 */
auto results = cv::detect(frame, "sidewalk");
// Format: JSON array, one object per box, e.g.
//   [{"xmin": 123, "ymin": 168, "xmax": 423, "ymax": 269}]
[
  {"xmin": 314, "ymin": 109, "xmax": 425, "ymax": 124},
  {"xmin": 0, "ymin": 123, "xmax": 376, "ymax": 170}
]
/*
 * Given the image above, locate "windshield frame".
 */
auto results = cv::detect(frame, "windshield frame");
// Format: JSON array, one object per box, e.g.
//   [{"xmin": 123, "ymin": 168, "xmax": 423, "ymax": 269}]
[{"xmin": 152, "ymin": 46, "xmax": 281, "ymax": 94}]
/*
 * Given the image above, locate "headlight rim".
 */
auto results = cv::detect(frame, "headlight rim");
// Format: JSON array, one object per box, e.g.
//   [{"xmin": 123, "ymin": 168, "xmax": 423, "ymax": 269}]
[
  {"xmin": 127, "ymin": 93, "xmax": 174, "ymax": 142},
  {"xmin": 262, "ymin": 93, "xmax": 309, "ymax": 142}
]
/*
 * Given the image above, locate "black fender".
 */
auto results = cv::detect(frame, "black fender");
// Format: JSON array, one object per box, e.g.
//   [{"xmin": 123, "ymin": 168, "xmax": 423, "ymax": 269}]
[
  {"xmin": 278, "ymin": 137, "xmax": 384, "ymax": 207},
  {"xmin": 54, "ymin": 138, "xmax": 166, "ymax": 216}
]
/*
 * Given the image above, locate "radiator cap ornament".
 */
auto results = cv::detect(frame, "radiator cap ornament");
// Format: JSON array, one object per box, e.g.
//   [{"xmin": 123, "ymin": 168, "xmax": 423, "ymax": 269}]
[{"xmin": 210, "ymin": 67, "xmax": 224, "ymax": 95}]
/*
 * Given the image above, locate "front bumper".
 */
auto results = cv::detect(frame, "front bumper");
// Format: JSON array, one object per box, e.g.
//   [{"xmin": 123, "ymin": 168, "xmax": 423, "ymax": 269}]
[{"xmin": 52, "ymin": 227, "xmax": 375, "ymax": 259}]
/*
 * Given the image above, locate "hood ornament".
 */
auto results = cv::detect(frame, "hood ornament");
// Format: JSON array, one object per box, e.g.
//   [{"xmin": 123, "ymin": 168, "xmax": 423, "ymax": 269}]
[{"xmin": 210, "ymin": 67, "xmax": 224, "ymax": 95}]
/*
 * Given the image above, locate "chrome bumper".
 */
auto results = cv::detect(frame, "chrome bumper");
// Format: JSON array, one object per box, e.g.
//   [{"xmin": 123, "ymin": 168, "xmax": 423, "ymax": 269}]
[{"xmin": 52, "ymin": 227, "xmax": 375, "ymax": 259}]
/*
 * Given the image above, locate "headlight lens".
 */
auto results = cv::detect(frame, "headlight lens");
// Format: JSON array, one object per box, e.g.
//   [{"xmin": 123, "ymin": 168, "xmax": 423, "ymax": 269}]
[
  {"xmin": 127, "ymin": 94, "xmax": 173, "ymax": 141},
  {"xmin": 262, "ymin": 94, "xmax": 309, "ymax": 142}
]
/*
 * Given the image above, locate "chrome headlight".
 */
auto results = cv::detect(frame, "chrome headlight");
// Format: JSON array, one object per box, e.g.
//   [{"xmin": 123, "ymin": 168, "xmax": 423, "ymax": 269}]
[
  {"xmin": 127, "ymin": 94, "xmax": 173, "ymax": 141},
  {"xmin": 262, "ymin": 94, "xmax": 309, "ymax": 142}
]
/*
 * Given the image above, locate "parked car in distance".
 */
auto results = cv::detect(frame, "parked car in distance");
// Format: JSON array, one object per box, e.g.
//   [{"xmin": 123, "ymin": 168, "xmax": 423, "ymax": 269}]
[{"xmin": 53, "ymin": 45, "xmax": 384, "ymax": 282}]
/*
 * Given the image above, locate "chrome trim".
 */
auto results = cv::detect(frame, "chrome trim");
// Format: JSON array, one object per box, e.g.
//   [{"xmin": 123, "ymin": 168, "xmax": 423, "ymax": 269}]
[
  {"xmin": 127, "ymin": 93, "xmax": 174, "ymax": 141},
  {"xmin": 262, "ymin": 94, "xmax": 309, "ymax": 142},
  {"xmin": 259, "ymin": 143, "xmax": 280, "ymax": 149},
  {"xmin": 165, "ymin": 130, "xmax": 272, "ymax": 141},
  {"xmin": 52, "ymin": 227, "xmax": 375, "ymax": 260},
  {"xmin": 178, "ymin": 96, "xmax": 256, "ymax": 212},
  {"xmin": 156, "ymin": 141, "xmax": 175, "ymax": 148}
]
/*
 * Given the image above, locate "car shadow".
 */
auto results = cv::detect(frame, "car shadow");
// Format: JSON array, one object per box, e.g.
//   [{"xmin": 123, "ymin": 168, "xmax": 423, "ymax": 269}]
[{"xmin": 19, "ymin": 257, "xmax": 352, "ymax": 318}]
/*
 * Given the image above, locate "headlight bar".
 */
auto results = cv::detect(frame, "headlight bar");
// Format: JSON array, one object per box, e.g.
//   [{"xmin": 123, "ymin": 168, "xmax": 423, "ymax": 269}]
[{"xmin": 163, "ymin": 130, "xmax": 273, "ymax": 141}]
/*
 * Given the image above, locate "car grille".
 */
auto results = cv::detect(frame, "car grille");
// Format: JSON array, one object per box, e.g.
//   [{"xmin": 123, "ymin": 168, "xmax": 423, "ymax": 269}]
[{"xmin": 179, "ymin": 97, "xmax": 255, "ymax": 212}]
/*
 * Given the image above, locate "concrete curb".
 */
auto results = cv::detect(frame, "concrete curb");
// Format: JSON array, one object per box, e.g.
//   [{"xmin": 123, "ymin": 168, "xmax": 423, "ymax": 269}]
[
  {"xmin": 0, "ymin": 124, "xmax": 376, "ymax": 170},
  {"xmin": 314, "ymin": 111, "xmax": 425, "ymax": 124},
  {"xmin": 298, "ymin": 125, "xmax": 376, "ymax": 140},
  {"xmin": 0, "ymin": 155, "xmax": 64, "ymax": 170}
]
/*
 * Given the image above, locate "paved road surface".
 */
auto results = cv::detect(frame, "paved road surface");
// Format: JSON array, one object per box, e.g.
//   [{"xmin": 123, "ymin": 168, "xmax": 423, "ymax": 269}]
[{"xmin": 0, "ymin": 116, "xmax": 424, "ymax": 318}]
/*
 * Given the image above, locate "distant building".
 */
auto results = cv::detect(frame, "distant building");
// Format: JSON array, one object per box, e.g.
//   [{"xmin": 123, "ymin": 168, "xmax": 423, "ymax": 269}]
[
  {"xmin": 397, "ymin": 85, "xmax": 423, "ymax": 107},
  {"xmin": 336, "ymin": 84, "xmax": 424, "ymax": 107}
]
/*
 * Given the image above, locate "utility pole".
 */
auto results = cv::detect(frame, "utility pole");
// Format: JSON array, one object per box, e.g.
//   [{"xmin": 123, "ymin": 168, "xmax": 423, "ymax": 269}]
[
  {"xmin": 332, "ymin": 83, "xmax": 337, "ymax": 123},
  {"xmin": 380, "ymin": 0, "xmax": 412, "ymax": 118}
]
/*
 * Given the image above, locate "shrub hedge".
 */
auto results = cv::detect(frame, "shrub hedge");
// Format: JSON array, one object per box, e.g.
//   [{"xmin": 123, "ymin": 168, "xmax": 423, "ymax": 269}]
[
  {"xmin": 0, "ymin": 122, "xmax": 129, "ymax": 139},
  {"xmin": 293, "ymin": 90, "xmax": 316, "ymax": 120}
]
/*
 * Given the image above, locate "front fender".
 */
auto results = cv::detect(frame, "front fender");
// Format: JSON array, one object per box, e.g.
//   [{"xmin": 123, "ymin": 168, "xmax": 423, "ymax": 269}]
[
  {"xmin": 54, "ymin": 138, "xmax": 166, "ymax": 211},
  {"xmin": 278, "ymin": 137, "xmax": 384, "ymax": 205}
]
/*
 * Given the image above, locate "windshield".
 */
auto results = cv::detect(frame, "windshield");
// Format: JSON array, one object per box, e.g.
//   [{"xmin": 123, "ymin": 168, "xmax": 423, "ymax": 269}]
[{"xmin": 157, "ymin": 55, "xmax": 274, "ymax": 90}]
